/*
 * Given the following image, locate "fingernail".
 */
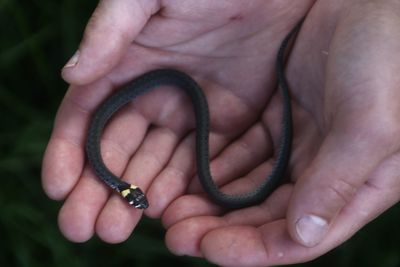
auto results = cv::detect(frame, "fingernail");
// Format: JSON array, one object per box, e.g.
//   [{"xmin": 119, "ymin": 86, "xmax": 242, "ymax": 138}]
[
  {"xmin": 64, "ymin": 50, "xmax": 80, "ymax": 68},
  {"xmin": 295, "ymin": 214, "xmax": 328, "ymax": 247}
]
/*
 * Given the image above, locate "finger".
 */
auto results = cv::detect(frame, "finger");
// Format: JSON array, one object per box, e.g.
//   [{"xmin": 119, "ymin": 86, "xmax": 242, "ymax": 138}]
[
  {"xmin": 42, "ymin": 79, "xmax": 113, "ymax": 200},
  {"xmin": 162, "ymin": 194, "xmax": 222, "ymax": 228},
  {"xmin": 286, "ymin": 3, "xmax": 400, "ymax": 247},
  {"xmin": 58, "ymin": 108, "xmax": 149, "ymax": 242},
  {"xmin": 219, "ymin": 160, "xmax": 275, "ymax": 196},
  {"xmin": 61, "ymin": 0, "xmax": 160, "ymax": 85},
  {"xmin": 144, "ymin": 131, "xmax": 228, "ymax": 218},
  {"xmin": 58, "ymin": 167, "xmax": 109, "ymax": 242},
  {"xmin": 162, "ymin": 160, "xmax": 279, "ymax": 226},
  {"xmin": 188, "ymin": 122, "xmax": 272, "ymax": 193},
  {"xmin": 96, "ymin": 127, "xmax": 179, "ymax": 243},
  {"xmin": 287, "ymin": 128, "xmax": 397, "ymax": 247},
  {"xmin": 162, "ymin": 183, "xmax": 292, "ymax": 229}
]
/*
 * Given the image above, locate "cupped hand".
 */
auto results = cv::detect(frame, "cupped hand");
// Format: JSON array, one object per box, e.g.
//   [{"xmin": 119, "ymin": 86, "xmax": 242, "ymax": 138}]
[
  {"xmin": 41, "ymin": 0, "xmax": 313, "ymax": 245},
  {"xmin": 162, "ymin": 1, "xmax": 400, "ymax": 266}
]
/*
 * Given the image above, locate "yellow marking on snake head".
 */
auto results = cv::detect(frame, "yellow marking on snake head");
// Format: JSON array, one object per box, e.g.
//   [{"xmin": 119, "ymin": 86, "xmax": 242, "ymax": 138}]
[
  {"xmin": 121, "ymin": 185, "xmax": 138, "ymax": 198},
  {"xmin": 121, "ymin": 189, "xmax": 130, "ymax": 198}
]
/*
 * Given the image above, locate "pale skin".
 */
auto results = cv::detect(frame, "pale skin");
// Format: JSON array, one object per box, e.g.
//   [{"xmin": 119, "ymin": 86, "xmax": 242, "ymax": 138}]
[{"xmin": 42, "ymin": 0, "xmax": 400, "ymax": 266}]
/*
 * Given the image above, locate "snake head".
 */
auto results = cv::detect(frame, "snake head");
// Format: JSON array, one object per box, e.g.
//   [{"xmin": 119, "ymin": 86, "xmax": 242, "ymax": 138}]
[{"xmin": 121, "ymin": 186, "xmax": 149, "ymax": 209}]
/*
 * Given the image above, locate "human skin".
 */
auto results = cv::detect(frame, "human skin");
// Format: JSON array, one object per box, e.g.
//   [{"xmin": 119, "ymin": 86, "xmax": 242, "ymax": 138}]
[{"xmin": 42, "ymin": 0, "xmax": 400, "ymax": 266}]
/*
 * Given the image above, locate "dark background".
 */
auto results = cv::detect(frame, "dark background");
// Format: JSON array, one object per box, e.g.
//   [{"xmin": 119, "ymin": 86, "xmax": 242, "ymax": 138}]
[{"xmin": 0, "ymin": 1, "xmax": 399, "ymax": 266}]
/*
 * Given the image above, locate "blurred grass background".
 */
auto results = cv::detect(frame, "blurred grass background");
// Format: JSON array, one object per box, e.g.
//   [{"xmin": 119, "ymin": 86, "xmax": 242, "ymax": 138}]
[{"xmin": 0, "ymin": 0, "xmax": 398, "ymax": 266}]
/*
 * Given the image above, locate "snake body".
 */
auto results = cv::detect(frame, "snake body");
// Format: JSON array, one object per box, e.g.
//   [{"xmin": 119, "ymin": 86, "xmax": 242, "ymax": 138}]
[{"xmin": 85, "ymin": 19, "xmax": 303, "ymax": 209}]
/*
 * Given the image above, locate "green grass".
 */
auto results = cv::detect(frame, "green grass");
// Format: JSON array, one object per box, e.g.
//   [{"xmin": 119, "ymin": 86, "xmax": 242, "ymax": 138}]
[{"xmin": 0, "ymin": 1, "xmax": 399, "ymax": 266}]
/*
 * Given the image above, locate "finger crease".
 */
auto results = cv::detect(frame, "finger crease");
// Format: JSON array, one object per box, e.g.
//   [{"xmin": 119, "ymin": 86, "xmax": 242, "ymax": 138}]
[{"xmin": 327, "ymin": 178, "xmax": 358, "ymax": 205}]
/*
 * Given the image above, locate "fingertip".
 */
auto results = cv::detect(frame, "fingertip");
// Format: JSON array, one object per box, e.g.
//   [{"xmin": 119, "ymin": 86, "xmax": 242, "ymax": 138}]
[
  {"xmin": 165, "ymin": 223, "xmax": 200, "ymax": 257},
  {"xmin": 41, "ymin": 139, "xmax": 84, "ymax": 200},
  {"xmin": 143, "ymin": 188, "xmax": 167, "ymax": 219},
  {"xmin": 61, "ymin": 0, "xmax": 159, "ymax": 85},
  {"xmin": 292, "ymin": 214, "xmax": 329, "ymax": 248},
  {"xmin": 286, "ymin": 176, "xmax": 357, "ymax": 247},
  {"xmin": 63, "ymin": 50, "xmax": 80, "ymax": 69},
  {"xmin": 58, "ymin": 202, "xmax": 94, "ymax": 243},
  {"xmin": 286, "ymin": 187, "xmax": 333, "ymax": 248},
  {"xmin": 61, "ymin": 38, "xmax": 124, "ymax": 86},
  {"xmin": 96, "ymin": 197, "xmax": 142, "ymax": 244},
  {"xmin": 57, "ymin": 171, "xmax": 109, "ymax": 243},
  {"xmin": 165, "ymin": 216, "xmax": 224, "ymax": 257}
]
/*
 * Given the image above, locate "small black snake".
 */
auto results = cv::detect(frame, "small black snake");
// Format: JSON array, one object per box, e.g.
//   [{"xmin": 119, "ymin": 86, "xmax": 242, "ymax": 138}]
[{"xmin": 85, "ymin": 19, "xmax": 303, "ymax": 209}]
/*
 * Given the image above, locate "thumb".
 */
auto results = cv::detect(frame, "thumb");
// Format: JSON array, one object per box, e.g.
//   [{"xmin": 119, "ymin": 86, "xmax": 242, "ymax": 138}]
[
  {"xmin": 287, "ymin": 128, "xmax": 395, "ymax": 247},
  {"xmin": 61, "ymin": 0, "xmax": 160, "ymax": 85}
]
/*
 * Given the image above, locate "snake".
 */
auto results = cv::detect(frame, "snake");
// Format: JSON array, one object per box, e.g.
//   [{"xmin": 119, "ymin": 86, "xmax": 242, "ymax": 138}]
[{"xmin": 85, "ymin": 19, "xmax": 303, "ymax": 210}]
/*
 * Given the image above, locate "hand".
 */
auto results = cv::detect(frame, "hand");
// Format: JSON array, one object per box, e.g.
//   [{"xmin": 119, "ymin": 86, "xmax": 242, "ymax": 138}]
[
  {"xmin": 41, "ymin": 0, "xmax": 313, "ymax": 244},
  {"xmin": 162, "ymin": 1, "xmax": 400, "ymax": 266}
]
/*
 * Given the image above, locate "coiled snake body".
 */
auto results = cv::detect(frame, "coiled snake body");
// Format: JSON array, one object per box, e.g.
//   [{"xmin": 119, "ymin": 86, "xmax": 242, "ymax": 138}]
[{"xmin": 85, "ymin": 19, "xmax": 303, "ymax": 209}]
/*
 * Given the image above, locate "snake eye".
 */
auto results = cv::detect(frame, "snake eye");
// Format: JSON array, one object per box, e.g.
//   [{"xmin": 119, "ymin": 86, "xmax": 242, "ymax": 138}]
[{"xmin": 122, "ymin": 187, "xmax": 149, "ymax": 209}]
